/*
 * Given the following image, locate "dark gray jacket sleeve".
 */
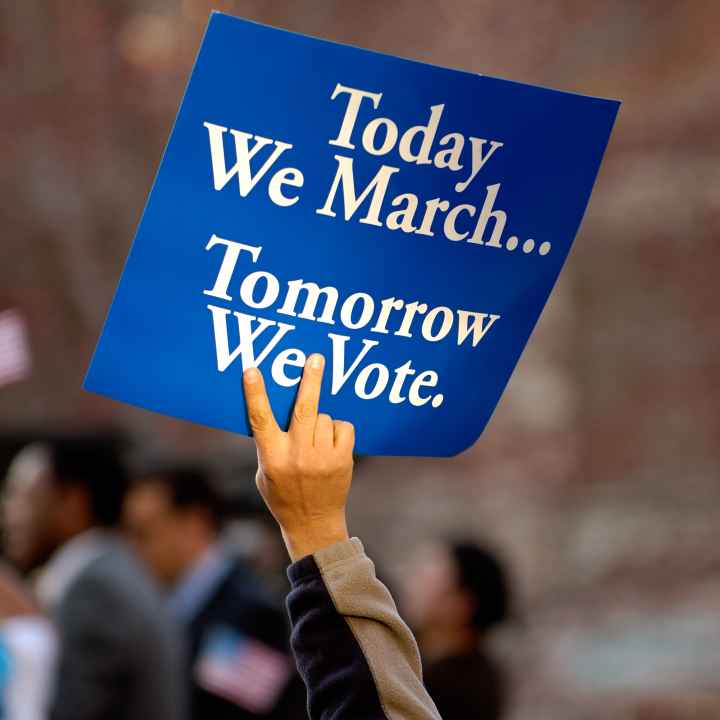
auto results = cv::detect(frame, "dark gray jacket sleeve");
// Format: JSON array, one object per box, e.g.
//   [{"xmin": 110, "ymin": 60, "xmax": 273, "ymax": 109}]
[
  {"xmin": 50, "ymin": 567, "xmax": 186, "ymax": 720},
  {"xmin": 50, "ymin": 572, "xmax": 129, "ymax": 720},
  {"xmin": 286, "ymin": 538, "xmax": 441, "ymax": 719}
]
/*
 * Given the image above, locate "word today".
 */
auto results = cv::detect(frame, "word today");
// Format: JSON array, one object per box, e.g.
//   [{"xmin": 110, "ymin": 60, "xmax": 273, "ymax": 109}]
[{"xmin": 203, "ymin": 83, "xmax": 549, "ymax": 254}]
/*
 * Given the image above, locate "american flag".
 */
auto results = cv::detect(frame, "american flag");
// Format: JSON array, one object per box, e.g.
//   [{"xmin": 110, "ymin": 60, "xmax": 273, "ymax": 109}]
[
  {"xmin": 195, "ymin": 626, "xmax": 292, "ymax": 714},
  {"xmin": 0, "ymin": 310, "xmax": 31, "ymax": 388}
]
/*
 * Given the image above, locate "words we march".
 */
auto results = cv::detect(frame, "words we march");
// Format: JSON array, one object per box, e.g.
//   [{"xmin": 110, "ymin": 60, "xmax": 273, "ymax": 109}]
[
  {"xmin": 201, "ymin": 83, "xmax": 528, "ymax": 407},
  {"xmin": 205, "ymin": 83, "xmax": 527, "ymax": 248}
]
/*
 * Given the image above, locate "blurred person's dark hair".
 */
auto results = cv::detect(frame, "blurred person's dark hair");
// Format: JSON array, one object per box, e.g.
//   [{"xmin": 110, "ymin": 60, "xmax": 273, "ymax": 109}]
[
  {"xmin": 450, "ymin": 540, "xmax": 509, "ymax": 634},
  {"xmin": 133, "ymin": 464, "xmax": 224, "ymax": 529},
  {"xmin": 403, "ymin": 537, "xmax": 510, "ymax": 720},
  {"xmin": 1, "ymin": 432, "xmax": 129, "ymax": 573},
  {"xmin": 43, "ymin": 434, "xmax": 128, "ymax": 527}
]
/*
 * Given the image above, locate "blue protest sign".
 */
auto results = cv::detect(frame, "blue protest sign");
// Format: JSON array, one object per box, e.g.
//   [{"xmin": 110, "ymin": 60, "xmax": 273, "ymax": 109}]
[{"xmin": 84, "ymin": 12, "xmax": 619, "ymax": 456}]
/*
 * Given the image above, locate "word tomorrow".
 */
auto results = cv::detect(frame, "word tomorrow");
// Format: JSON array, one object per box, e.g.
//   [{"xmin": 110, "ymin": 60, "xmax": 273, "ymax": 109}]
[{"xmin": 202, "ymin": 235, "xmax": 502, "ymax": 408}]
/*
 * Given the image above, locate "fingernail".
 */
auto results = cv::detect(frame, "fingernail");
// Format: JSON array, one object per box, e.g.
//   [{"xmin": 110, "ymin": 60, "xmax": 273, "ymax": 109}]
[
  {"xmin": 244, "ymin": 367, "xmax": 260, "ymax": 384},
  {"xmin": 309, "ymin": 353, "xmax": 324, "ymax": 369}
]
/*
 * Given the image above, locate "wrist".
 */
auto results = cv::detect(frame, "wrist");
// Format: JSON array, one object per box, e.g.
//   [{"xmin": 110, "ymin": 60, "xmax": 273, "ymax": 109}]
[{"xmin": 282, "ymin": 516, "xmax": 350, "ymax": 562}]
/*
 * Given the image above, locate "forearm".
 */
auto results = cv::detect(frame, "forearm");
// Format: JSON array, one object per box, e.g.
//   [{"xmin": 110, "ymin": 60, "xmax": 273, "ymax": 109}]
[
  {"xmin": 281, "ymin": 517, "xmax": 349, "ymax": 563},
  {"xmin": 286, "ymin": 538, "xmax": 441, "ymax": 720},
  {"xmin": 243, "ymin": 361, "xmax": 437, "ymax": 716}
]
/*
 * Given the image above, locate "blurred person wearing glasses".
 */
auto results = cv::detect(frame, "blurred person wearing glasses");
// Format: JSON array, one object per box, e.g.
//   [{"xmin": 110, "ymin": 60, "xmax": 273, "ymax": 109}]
[{"xmin": 1, "ymin": 435, "xmax": 186, "ymax": 720}]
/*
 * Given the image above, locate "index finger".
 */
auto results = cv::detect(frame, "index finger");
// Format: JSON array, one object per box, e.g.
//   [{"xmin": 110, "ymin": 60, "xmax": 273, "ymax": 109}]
[
  {"xmin": 243, "ymin": 367, "xmax": 282, "ymax": 451},
  {"xmin": 289, "ymin": 354, "xmax": 324, "ymax": 444}
]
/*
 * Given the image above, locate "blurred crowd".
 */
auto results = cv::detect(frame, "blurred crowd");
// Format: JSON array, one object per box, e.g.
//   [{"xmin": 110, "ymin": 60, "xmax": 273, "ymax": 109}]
[
  {"xmin": 3, "ymin": 432, "xmax": 718, "ymax": 720},
  {"xmin": 0, "ymin": 433, "xmax": 512, "ymax": 719}
]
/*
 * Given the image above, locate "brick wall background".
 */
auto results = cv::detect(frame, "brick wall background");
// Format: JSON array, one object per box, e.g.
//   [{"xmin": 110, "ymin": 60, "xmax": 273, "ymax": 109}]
[{"xmin": 1, "ymin": 2, "xmax": 718, "ymax": 717}]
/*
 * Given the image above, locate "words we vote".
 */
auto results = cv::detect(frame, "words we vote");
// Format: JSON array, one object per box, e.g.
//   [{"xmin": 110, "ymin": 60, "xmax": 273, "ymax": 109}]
[
  {"xmin": 84, "ymin": 13, "xmax": 619, "ymax": 455},
  {"xmin": 203, "ymin": 235, "xmax": 501, "ymax": 408}
]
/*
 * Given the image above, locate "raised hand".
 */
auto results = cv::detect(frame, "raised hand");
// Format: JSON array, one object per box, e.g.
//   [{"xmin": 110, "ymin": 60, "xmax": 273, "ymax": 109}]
[{"xmin": 243, "ymin": 354, "xmax": 355, "ymax": 561}]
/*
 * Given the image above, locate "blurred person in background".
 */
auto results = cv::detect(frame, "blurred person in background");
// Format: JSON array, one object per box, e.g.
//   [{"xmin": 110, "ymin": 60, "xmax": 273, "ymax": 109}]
[
  {"xmin": 0, "ymin": 562, "xmax": 56, "ymax": 719},
  {"xmin": 1, "ymin": 436, "xmax": 186, "ymax": 720},
  {"xmin": 124, "ymin": 465, "xmax": 304, "ymax": 720},
  {"xmin": 403, "ymin": 539, "xmax": 510, "ymax": 719}
]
